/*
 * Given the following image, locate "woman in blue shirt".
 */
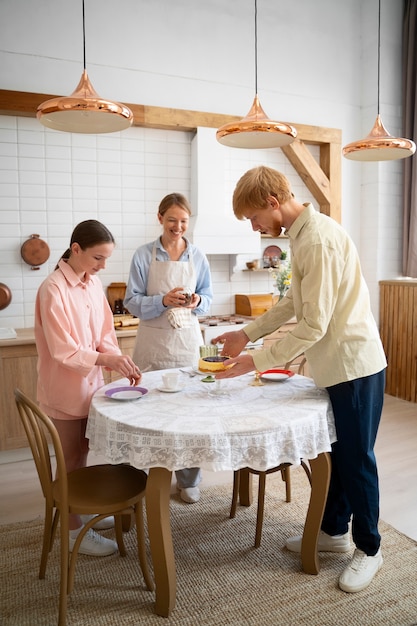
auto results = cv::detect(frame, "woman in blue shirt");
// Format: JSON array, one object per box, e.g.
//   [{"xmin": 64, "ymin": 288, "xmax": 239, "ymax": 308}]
[{"xmin": 124, "ymin": 193, "xmax": 213, "ymax": 503}]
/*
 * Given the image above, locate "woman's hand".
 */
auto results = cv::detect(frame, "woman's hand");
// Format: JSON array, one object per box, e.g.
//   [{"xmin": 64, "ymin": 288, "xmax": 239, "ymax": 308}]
[
  {"xmin": 163, "ymin": 287, "xmax": 188, "ymax": 308},
  {"xmin": 185, "ymin": 293, "xmax": 201, "ymax": 310},
  {"xmin": 211, "ymin": 329, "xmax": 249, "ymax": 358},
  {"xmin": 96, "ymin": 354, "xmax": 142, "ymax": 386}
]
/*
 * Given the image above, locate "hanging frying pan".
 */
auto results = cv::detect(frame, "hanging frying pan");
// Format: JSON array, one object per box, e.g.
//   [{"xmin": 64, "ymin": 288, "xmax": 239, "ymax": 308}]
[
  {"xmin": 0, "ymin": 283, "xmax": 12, "ymax": 310},
  {"xmin": 21, "ymin": 234, "xmax": 50, "ymax": 270}
]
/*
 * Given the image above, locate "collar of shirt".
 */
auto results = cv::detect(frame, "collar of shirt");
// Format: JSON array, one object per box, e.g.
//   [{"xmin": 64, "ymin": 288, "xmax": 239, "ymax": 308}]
[
  {"xmin": 287, "ymin": 203, "xmax": 314, "ymax": 240},
  {"xmin": 58, "ymin": 258, "xmax": 92, "ymax": 287},
  {"xmin": 156, "ymin": 236, "xmax": 190, "ymax": 260}
]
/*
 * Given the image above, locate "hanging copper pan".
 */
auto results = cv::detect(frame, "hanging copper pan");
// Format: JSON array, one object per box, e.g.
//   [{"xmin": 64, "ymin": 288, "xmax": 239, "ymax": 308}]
[
  {"xmin": 21, "ymin": 234, "xmax": 50, "ymax": 270},
  {"xmin": 0, "ymin": 283, "xmax": 12, "ymax": 310}
]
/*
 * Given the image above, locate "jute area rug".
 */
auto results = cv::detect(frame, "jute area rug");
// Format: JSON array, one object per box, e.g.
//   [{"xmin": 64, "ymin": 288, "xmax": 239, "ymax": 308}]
[{"xmin": 1, "ymin": 467, "xmax": 416, "ymax": 626}]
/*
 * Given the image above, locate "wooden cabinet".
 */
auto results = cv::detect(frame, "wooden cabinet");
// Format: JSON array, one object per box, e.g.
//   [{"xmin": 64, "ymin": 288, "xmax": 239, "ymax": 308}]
[
  {"xmin": 380, "ymin": 280, "xmax": 417, "ymax": 402},
  {"xmin": 0, "ymin": 330, "xmax": 38, "ymax": 450},
  {"xmin": 0, "ymin": 328, "xmax": 138, "ymax": 451}
]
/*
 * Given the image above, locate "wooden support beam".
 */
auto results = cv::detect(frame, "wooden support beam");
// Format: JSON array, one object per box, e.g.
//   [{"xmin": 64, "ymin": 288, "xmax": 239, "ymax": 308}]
[{"xmin": 0, "ymin": 89, "xmax": 342, "ymax": 222}]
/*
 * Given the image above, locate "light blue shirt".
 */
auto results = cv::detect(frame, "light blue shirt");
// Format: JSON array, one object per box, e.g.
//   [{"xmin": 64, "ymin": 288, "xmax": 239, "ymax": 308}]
[{"xmin": 124, "ymin": 238, "xmax": 213, "ymax": 320}]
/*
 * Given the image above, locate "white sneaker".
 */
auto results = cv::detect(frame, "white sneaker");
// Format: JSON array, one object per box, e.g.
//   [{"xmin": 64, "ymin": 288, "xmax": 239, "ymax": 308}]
[
  {"xmin": 69, "ymin": 528, "xmax": 118, "ymax": 556},
  {"xmin": 286, "ymin": 530, "xmax": 351, "ymax": 553},
  {"xmin": 178, "ymin": 486, "xmax": 200, "ymax": 503},
  {"xmin": 80, "ymin": 514, "xmax": 114, "ymax": 530},
  {"xmin": 339, "ymin": 548, "xmax": 383, "ymax": 593}
]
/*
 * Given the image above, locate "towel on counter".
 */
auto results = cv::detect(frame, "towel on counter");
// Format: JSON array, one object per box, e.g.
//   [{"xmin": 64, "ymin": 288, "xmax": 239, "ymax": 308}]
[{"xmin": 167, "ymin": 307, "xmax": 193, "ymax": 329}]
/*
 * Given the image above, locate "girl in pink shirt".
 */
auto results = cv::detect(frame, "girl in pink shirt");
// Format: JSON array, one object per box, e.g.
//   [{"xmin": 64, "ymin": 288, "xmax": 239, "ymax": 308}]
[{"xmin": 35, "ymin": 220, "xmax": 141, "ymax": 557}]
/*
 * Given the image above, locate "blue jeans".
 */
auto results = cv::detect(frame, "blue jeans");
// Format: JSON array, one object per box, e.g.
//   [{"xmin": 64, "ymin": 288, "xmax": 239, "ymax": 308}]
[{"xmin": 322, "ymin": 369, "xmax": 386, "ymax": 556}]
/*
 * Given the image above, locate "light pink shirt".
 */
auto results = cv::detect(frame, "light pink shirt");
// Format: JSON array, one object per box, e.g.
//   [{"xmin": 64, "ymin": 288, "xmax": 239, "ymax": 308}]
[{"xmin": 35, "ymin": 259, "xmax": 120, "ymax": 420}]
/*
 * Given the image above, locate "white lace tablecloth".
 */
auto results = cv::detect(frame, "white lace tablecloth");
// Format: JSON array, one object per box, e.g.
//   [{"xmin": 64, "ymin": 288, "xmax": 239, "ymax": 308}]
[{"xmin": 87, "ymin": 370, "xmax": 336, "ymax": 472}]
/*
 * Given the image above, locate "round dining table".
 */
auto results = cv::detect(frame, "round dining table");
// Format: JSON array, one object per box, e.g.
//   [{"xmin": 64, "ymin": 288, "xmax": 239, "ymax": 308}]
[{"xmin": 87, "ymin": 368, "xmax": 336, "ymax": 617}]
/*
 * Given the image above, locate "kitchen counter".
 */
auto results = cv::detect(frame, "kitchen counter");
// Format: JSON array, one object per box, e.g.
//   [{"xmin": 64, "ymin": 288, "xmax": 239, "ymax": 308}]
[
  {"xmin": 0, "ymin": 326, "xmax": 139, "ymax": 451},
  {"xmin": 0, "ymin": 326, "xmax": 137, "ymax": 347}
]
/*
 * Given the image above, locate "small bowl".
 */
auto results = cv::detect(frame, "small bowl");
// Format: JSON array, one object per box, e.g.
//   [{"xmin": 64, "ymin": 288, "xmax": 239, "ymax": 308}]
[{"xmin": 246, "ymin": 261, "xmax": 256, "ymax": 270}]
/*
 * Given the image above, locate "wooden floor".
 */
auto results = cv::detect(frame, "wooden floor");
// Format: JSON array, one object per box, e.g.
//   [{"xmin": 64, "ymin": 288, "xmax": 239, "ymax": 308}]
[{"xmin": 0, "ymin": 393, "xmax": 416, "ymax": 541}]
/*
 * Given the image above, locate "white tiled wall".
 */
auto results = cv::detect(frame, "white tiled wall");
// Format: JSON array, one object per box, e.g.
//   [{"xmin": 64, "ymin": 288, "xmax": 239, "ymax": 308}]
[
  {"xmin": 0, "ymin": 115, "xmax": 320, "ymax": 329},
  {"xmin": 0, "ymin": 115, "xmax": 191, "ymax": 328}
]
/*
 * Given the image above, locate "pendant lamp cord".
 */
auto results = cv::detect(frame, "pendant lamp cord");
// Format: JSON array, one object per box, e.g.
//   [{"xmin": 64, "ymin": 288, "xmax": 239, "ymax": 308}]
[
  {"xmin": 254, "ymin": 0, "xmax": 258, "ymax": 94},
  {"xmin": 82, "ymin": 0, "xmax": 86, "ymax": 71},
  {"xmin": 377, "ymin": 0, "xmax": 381, "ymax": 115}
]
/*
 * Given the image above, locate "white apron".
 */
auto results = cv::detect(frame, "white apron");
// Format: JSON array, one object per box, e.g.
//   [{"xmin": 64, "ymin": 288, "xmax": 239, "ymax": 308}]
[{"xmin": 132, "ymin": 240, "xmax": 203, "ymax": 371}]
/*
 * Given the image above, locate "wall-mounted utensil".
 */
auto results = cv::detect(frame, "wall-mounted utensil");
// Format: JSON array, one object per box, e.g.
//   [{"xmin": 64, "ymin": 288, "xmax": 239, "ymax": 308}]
[
  {"xmin": 21, "ymin": 234, "xmax": 50, "ymax": 270},
  {"xmin": 0, "ymin": 283, "xmax": 12, "ymax": 310}
]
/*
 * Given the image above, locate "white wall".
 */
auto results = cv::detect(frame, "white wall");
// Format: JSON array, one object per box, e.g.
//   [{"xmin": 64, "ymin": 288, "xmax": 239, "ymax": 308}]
[{"xmin": 0, "ymin": 0, "xmax": 408, "ymax": 327}]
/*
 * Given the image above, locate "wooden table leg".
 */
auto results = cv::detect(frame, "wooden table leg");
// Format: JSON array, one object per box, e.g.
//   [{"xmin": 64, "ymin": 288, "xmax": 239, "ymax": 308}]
[
  {"xmin": 300, "ymin": 452, "xmax": 331, "ymax": 575},
  {"xmin": 238, "ymin": 468, "xmax": 253, "ymax": 506},
  {"xmin": 146, "ymin": 467, "xmax": 176, "ymax": 617}
]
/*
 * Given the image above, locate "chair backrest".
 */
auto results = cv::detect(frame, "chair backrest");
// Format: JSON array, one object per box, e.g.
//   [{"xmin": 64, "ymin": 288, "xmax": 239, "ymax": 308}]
[
  {"xmin": 285, "ymin": 355, "xmax": 307, "ymax": 376},
  {"xmin": 14, "ymin": 388, "xmax": 68, "ymax": 509}
]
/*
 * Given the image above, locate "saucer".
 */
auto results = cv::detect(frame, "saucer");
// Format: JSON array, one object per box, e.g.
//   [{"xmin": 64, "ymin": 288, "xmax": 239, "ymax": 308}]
[{"xmin": 157, "ymin": 386, "xmax": 185, "ymax": 393}]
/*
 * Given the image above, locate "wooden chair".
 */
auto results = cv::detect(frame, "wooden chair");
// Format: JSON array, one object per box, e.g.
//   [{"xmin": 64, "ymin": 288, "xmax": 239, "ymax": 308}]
[
  {"xmin": 14, "ymin": 388, "xmax": 154, "ymax": 626},
  {"xmin": 230, "ymin": 355, "xmax": 311, "ymax": 547}
]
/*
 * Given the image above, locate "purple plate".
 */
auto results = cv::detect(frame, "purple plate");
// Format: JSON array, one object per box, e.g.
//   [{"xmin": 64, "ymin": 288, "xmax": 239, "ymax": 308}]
[{"xmin": 105, "ymin": 386, "xmax": 148, "ymax": 401}]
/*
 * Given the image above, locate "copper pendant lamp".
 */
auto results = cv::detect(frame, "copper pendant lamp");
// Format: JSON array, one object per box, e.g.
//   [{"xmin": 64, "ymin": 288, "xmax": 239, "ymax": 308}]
[
  {"xmin": 216, "ymin": 0, "xmax": 296, "ymax": 149},
  {"xmin": 343, "ymin": 0, "xmax": 415, "ymax": 161},
  {"xmin": 37, "ymin": 0, "xmax": 133, "ymax": 134}
]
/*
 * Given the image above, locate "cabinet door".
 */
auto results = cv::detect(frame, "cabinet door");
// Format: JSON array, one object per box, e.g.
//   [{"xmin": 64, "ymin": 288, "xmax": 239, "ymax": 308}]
[{"xmin": 0, "ymin": 344, "xmax": 38, "ymax": 450}]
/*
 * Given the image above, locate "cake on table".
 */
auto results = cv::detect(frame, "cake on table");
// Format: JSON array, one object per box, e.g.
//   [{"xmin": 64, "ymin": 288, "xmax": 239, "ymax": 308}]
[{"xmin": 198, "ymin": 355, "xmax": 230, "ymax": 373}]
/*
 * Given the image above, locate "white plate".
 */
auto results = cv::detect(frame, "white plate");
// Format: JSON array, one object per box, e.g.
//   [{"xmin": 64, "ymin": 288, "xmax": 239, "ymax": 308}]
[
  {"xmin": 260, "ymin": 369, "xmax": 294, "ymax": 381},
  {"xmin": 105, "ymin": 386, "xmax": 148, "ymax": 401},
  {"xmin": 157, "ymin": 386, "xmax": 185, "ymax": 393}
]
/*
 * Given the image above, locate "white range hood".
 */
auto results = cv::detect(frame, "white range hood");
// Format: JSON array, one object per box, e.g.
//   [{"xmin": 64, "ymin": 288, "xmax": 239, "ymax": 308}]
[{"xmin": 189, "ymin": 127, "xmax": 261, "ymax": 255}]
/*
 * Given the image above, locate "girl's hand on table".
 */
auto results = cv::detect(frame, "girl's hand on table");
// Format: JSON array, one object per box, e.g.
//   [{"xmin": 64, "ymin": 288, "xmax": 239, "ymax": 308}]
[{"xmin": 97, "ymin": 353, "xmax": 142, "ymax": 386}]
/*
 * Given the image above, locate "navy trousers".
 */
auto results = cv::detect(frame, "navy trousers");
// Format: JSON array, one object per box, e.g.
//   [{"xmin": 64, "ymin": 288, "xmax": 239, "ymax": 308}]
[{"xmin": 321, "ymin": 369, "xmax": 386, "ymax": 556}]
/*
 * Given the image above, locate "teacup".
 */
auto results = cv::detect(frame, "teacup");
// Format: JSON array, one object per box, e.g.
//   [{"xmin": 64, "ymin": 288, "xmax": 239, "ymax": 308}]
[
  {"xmin": 179, "ymin": 290, "xmax": 192, "ymax": 305},
  {"xmin": 162, "ymin": 372, "xmax": 180, "ymax": 390}
]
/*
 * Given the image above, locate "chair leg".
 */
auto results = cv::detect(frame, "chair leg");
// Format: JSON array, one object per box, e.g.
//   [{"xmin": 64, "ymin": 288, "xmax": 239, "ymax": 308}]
[
  {"xmin": 134, "ymin": 499, "xmax": 154, "ymax": 591},
  {"xmin": 39, "ymin": 504, "xmax": 54, "ymax": 579},
  {"xmin": 122, "ymin": 512, "xmax": 133, "ymax": 532},
  {"xmin": 301, "ymin": 459, "xmax": 312, "ymax": 486},
  {"xmin": 281, "ymin": 466, "xmax": 291, "ymax": 503},
  {"xmin": 66, "ymin": 516, "xmax": 101, "ymax": 595},
  {"xmin": 58, "ymin": 514, "xmax": 69, "ymax": 626},
  {"xmin": 255, "ymin": 473, "xmax": 267, "ymax": 548},
  {"xmin": 50, "ymin": 509, "xmax": 60, "ymax": 551},
  {"xmin": 230, "ymin": 470, "xmax": 240, "ymax": 519},
  {"xmin": 114, "ymin": 514, "xmax": 126, "ymax": 556}
]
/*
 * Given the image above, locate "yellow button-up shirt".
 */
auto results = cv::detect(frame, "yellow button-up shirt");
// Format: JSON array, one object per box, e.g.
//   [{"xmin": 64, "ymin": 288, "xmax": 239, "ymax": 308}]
[
  {"xmin": 246, "ymin": 204, "xmax": 387, "ymax": 388},
  {"xmin": 35, "ymin": 260, "xmax": 120, "ymax": 419}
]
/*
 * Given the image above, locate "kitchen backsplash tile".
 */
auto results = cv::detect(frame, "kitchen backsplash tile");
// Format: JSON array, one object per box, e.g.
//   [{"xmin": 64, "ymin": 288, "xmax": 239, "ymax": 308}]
[{"xmin": 0, "ymin": 115, "xmax": 306, "ymax": 328}]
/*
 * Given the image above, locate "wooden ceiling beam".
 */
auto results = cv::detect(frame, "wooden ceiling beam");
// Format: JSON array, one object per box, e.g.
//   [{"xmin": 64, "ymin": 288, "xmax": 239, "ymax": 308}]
[{"xmin": 0, "ymin": 89, "xmax": 342, "ymax": 222}]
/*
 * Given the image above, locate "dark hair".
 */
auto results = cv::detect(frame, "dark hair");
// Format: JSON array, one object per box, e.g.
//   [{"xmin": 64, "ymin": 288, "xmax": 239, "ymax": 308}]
[
  {"xmin": 56, "ymin": 220, "xmax": 115, "ymax": 269},
  {"xmin": 158, "ymin": 193, "xmax": 192, "ymax": 217}
]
